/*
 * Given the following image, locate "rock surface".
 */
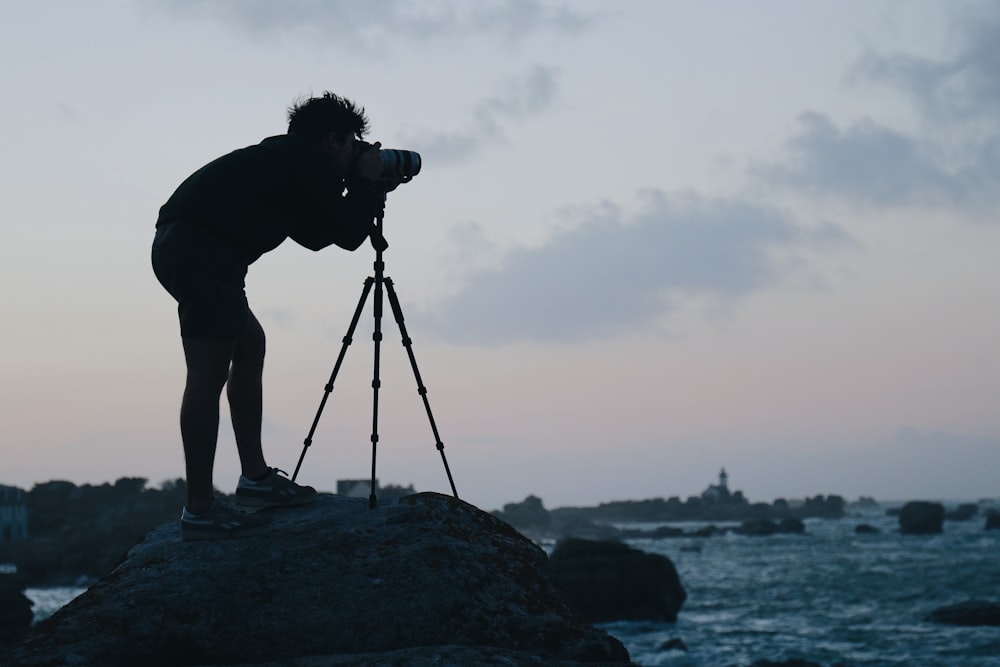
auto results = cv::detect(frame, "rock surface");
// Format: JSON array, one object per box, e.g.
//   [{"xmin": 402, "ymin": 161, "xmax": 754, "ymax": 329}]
[
  {"xmin": 0, "ymin": 574, "xmax": 33, "ymax": 645},
  {"xmin": 898, "ymin": 501, "xmax": 945, "ymax": 534},
  {"xmin": 4, "ymin": 493, "xmax": 631, "ymax": 667},
  {"xmin": 548, "ymin": 538, "xmax": 686, "ymax": 623}
]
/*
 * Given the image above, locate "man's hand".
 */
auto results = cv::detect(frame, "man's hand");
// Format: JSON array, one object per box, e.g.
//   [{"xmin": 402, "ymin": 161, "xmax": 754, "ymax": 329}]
[
  {"xmin": 370, "ymin": 230, "xmax": 389, "ymax": 252},
  {"xmin": 377, "ymin": 166, "xmax": 407, "ymax": 193},
  {"xmin": 354, "ymin": 141, "xmax": 384, "ymax": 181}
]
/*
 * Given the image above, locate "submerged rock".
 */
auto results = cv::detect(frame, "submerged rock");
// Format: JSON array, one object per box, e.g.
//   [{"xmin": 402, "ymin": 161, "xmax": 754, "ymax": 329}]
[
  {"xmin": 925, "ymin": 600, "xmax": 1000, "ymax": 626},
  {"xmin": 736, "ymin": 517, "xmax": 805, "ymax": 536},
  {"xmin": 738, "ymin": 518, "xmax": 778, "ymax": 536},
  {"xmin": 854, "ymin": 524, "xmax": 881, "ymax": 534},
  {"xmin": 548, "ymin": 538, "xmax": 686, "ymax": 623},
  {"xmin": 658, "ymin": 637, "xmax": 687, "ymax": 652},
  {"xmin": 4, "ymin": 493, "xmax": 631, "ymax": 667},
  {"xmin": 776, "ymin": 518, "xmax": 806, "ymax": 534}
]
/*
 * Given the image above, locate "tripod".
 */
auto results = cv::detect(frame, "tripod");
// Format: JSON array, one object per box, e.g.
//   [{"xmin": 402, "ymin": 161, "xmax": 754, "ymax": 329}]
[{"xmin": 291, "ymin": 200, "xmax": 458, "ymax": 508}]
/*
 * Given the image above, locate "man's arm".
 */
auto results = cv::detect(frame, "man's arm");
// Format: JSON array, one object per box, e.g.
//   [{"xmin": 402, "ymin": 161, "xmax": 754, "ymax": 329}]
[
  {"xmin": 290, "ymin": 177, "xmax": 383, "ymax": 251},
  {"xmin": 289, "ymin": 146, "xmax": 386, "ymax": 251}
]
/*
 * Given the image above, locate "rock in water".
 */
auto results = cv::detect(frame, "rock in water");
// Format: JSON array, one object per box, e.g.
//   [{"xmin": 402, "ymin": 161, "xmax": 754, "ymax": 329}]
[
  {"xmin": 4, "ymin": 493, "xmax": 631, "ymax": 667},
  {"xmin": 898, "ymin": 501, "xmax": 945, "ymax": 534},
  {"xmin": 549, "ymin": 538, "xmax": 686, "ymax": 623},
  {"xmin": 925, "ymin": 600, "xmax": 1000, "ymax": 626}
]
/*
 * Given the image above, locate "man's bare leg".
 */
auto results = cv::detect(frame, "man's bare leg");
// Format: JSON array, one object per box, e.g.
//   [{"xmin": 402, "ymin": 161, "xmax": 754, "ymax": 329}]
[
  {"xmin": 228, "ymin": 311, "xmax": 268, "ymax": 480},
  {"xmin": 180, "ymin": 337, "xmax": 236, "ymax": 514}
]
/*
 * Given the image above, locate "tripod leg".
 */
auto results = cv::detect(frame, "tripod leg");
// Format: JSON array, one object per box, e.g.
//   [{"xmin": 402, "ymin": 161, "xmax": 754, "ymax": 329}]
[
  {"xmin": 292, "ymin": 277, "xmax": 374, "ymax": 482},
  {"xmin": 384, "ymin": 277, "xmax": 459, "ymax": 499},
  {"xmin": 368, "ymin": 265, "xmax": 385, "ymax": 509}
]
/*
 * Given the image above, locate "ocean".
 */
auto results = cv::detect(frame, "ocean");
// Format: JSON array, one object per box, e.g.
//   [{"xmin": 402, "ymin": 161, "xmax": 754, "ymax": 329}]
[
  {"xmin": 24, "ymin": 503, "xmax": 1000, "ymax": 667},
  {"xmin": 597, "ymin": 503, "xmax": 1000, "ymax": 666}
]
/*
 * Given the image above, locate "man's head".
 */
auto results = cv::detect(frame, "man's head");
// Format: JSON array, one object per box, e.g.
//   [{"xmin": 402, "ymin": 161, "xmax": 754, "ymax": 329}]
[
  {"xmin": 288, "ymin": 92, "xmax": 372, "ymax": 175},
  {"xmin": 287, "ymin": 92, "xmax": 370, "ymax": 144}
]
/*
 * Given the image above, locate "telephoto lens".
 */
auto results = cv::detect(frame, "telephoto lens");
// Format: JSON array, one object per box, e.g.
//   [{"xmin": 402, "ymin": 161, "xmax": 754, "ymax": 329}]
[{"xmin": 380, "ymin": 149, "xmax": 421, "ymax": 180}]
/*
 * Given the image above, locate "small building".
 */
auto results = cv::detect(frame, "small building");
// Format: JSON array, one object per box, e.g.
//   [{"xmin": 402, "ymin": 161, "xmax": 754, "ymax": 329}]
[
  {"xmin": 0, "ymin": 485, "xmax": 28, "ymax": 542},
  {"xmin": 337, "ymin": 479, "xmax": 379, "ymax": 498},
  {"xmin": 701, "ymin": 468, "xmax": 733, "ymax": 504}
]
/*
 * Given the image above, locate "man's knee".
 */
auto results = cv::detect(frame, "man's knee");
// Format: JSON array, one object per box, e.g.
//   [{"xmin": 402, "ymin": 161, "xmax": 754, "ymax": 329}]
[
  {"xmin": 233, "ymin": 313, "xmax": 265, "ymax": 366},
  {"xmin": 183, "ymin": 337, "xmax": 237, "ymax": 391}
]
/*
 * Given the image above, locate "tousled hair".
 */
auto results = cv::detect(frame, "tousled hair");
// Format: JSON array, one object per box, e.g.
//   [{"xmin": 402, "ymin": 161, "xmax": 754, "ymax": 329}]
[{"xmin": 287, "ymin": 92, "xmax": 370, "ymax": 142}]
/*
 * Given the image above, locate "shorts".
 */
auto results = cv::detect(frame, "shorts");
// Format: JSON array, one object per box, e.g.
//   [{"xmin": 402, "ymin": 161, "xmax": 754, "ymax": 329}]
[{"xmin": 151, "ymin": 222, "xmax": 250, "ymax": 338}]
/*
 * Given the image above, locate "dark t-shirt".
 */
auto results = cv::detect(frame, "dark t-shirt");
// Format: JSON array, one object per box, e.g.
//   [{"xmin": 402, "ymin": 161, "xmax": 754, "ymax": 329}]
[{"xmin": 156, "ymin": 134, "xmax": 379, "ymax": 264}]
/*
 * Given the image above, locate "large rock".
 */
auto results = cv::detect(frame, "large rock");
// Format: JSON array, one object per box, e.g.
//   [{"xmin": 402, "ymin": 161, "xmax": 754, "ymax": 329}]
[
  {"xmin": 985, "ymin": 510, "xmax": 1000, "ymax": 530},
  {"xmin": 548, "ymin": 538, "xmax": 686, "ymax": 623},
  {"xmin": 3, "ymin": 493, "xmax": 631, "ymax": 667},
  {"xmin": 898, "ymin": 501, "xmax": 945, "ymax": 534}
]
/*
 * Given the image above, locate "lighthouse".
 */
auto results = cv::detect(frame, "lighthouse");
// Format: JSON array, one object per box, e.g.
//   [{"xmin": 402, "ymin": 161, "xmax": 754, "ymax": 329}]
[{"xmin": 719, "ymin": 467, "xmax": 728, "ymax": 491}]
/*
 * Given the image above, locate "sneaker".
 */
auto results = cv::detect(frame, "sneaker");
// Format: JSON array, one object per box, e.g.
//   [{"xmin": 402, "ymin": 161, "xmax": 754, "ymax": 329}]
[
  {"xmin": 234, "ymin": 467, "xmax": 317, "ymax": 509},
  {"xmin": 180, "ymin": 499, "xmax": 272, "ymax": 542}
]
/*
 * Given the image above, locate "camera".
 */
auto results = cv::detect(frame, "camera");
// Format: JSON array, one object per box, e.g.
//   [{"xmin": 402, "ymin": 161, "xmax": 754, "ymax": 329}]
[
  {"xmin": 358, "ymin": 141, "xmax": 421, "ymax": 181},
  {"xmin": 380, "ymin": 148, "xmax": 421, "ymax": 180}
]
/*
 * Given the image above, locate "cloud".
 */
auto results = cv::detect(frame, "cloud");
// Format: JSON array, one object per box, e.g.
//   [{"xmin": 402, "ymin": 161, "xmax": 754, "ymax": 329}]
[
  {"xmin": 154, "ymin": 0, "xmax": 592, "ymax": 49},
  {"xmin": 849, "ymin": 6, "xmax": 1000, "ymax": 124},
  {"xmin": 400, "ymin": 66, "xmax": 559, "ymax": 164},
  {"xmin": 415, "ymin": 191, "xmax": 851, "ymax": 345},
  {"xmin": 755, "ymin": 5, "xmax": 1000, "ymax": 217},
  {"xmin": 755, "ymin": 111, "xmax": 982, "ymax": 209}
]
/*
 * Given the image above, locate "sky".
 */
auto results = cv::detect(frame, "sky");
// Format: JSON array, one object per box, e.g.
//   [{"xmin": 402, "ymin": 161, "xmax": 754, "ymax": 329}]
[{"xmin": 1, "ymin": 1, "xmax": 998, "ymax": 512}]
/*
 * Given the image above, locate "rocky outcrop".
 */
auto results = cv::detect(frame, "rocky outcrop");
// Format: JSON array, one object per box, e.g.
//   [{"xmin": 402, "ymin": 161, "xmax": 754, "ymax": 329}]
[
  {"xmin": 494, "ymin": 493, "xmax": 847, "ymax": 541},
  {"xmin": 4, "ymin": 493, "xmax": 631, "ymax": 667},
  {"xmin": 493, "ymin": 497, "xmax": 619, "ymax": 542},
  {"xmin": 548, "ymin": 538, "xmax": 686, "ymax": 623},
  {"xmin": 898, "ymin": 501, "xmax": 945, "ymax": 534},
  {"xmin": 925, "ymin": 600, "xmax": 1000, "ymax": 626},
  {"xmin": 985, "ymin": 510, "xmax": 1000, "ymax": 530},
  {"xmin": 495, "ymin": 495, "xmax": 550, "ymax": 531},
  {"xmin": 736, "ymin": 518, "xmax": 805, "ymax": 536}
]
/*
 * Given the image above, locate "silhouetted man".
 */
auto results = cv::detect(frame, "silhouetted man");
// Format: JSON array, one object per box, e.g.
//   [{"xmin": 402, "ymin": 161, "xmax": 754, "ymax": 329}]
[{"xmin": 152, "ymin": 92, "xmax": 395, "ymax": 541}]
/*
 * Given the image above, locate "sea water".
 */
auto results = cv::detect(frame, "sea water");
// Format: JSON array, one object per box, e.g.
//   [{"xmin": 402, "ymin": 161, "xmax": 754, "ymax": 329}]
[
  {"xmin": 600, "ymin": 503, "xmax": 1000, "ymax": 666},
  {"xmin": 24, "ymin": 586, "xmax": 87, "ymax": 624},
  {"xmin": 24, "ymin": 504, "xmax": 1000, "ymax": 666}
]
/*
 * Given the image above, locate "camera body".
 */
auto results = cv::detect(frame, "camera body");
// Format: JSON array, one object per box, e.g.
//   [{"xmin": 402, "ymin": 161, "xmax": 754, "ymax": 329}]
[{"xmin": 358, "ymin": 141, "xmax": 421, "ymax": 181}]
